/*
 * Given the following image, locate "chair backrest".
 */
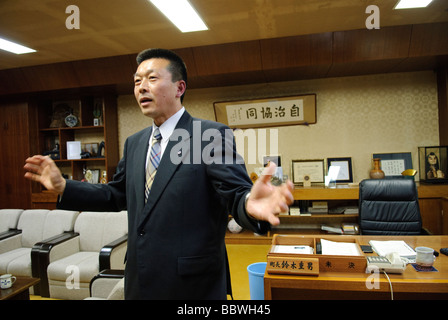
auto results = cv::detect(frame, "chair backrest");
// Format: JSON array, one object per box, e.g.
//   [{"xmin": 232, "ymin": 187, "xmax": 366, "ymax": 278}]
[
  {"xmin": 17, "ymin": 209, "xmax": 79, "ymax": 248},
  {"xmin": 17, "ymin": 210, "xmax": 50, "ymax": 247},
  {"xmin": 0, "ymin": 209, "xmax": 23, "ymax": 232},
  {"xmin": 358, "ymin": 178, "xmax": 422, "ymax": 235},
  {"xmin": 74, "ymin": 211, "xmax": 128, "ymax": 252},
  {"xmin": 43, "ymin": 210, "xmax": 80, "ymax": 239}
]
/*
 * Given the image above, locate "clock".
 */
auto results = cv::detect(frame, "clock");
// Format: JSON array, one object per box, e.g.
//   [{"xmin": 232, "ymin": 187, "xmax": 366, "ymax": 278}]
[{"xmin": 65, "ymin": 112, "xmax": 78, "ymax": 127}]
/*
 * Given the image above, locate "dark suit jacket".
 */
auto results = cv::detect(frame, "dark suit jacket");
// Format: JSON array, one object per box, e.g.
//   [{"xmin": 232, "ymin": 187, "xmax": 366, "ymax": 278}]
[{"xmin": 58, "ymin": 111, "xmax": 268, "ymax": 299}]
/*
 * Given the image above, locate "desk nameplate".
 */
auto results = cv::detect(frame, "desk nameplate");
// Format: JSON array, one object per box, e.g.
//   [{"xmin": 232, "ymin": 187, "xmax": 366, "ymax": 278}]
[
  {"xmin": 267, "ymin": 235, "xmax": 368, "ymax": 275},
  {"xmin": 267, "ymin": 256, "xmax": 319, "ymax": 275}
]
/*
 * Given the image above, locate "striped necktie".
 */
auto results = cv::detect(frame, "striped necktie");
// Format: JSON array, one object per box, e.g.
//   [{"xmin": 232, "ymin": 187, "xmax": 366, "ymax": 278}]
[{"xmin": 145, "ymin": 128, "xmax": 162, "ymax": 202}]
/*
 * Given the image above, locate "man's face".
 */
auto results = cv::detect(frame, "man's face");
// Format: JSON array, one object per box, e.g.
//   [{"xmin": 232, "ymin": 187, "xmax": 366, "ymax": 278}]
[{"xmin": 134, "ymin": 58, "xmax": 184, "ymax": 125}]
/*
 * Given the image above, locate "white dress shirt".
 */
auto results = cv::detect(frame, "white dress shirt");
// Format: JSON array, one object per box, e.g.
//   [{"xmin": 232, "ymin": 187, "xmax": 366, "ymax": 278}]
[{"xmin": 145, "ymin": 107, "xmax": 185, "ymax": 169}]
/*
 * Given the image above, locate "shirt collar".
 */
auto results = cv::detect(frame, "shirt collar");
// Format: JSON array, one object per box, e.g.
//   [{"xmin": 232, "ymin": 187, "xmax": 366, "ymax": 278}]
[{"xmin": 152, "ymin": 106, "xmax": 185, "ymax": 142}]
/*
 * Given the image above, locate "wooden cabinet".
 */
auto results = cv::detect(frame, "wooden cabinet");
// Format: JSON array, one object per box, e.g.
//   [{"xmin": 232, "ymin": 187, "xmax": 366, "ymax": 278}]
[
  {"xmin": 225, "ymin": 184, "xmax": 448, "ymax": 244},
  {"xmin": 31, "ymin": 92, "xmax": 118, "ymax": 208}
]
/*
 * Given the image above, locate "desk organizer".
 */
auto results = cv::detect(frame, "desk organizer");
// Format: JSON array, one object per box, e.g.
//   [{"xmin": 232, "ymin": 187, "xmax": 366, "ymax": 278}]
[{"xmin": 267, "ymin": 234, "xmax": 367, "ymax": 275}]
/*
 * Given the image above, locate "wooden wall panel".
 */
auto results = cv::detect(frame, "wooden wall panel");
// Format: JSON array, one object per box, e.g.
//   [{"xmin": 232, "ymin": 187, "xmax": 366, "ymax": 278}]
[
  {"xmin": 0, "ymin": 101, "xmax": 33, "ymax": 208},
  {"xmin": 260, "ymin": 33, "xmax": 332, "ymax": 81},
  {"xmin": 328, "ymin": 25, "xmax": 412, "ymax": 77},
  {"xmin": 332, "ymin": 25, "xmax": 412, "ymax": 62},
  {"xmin": 437, "ymin": 67, "xmax": 448, "ymax": 145},
  {"xmin": 193, "ymin": 40, "xmax": 262, "ymax": 75},
  {"xmin": 22, "ymin": 63, "xmax": 80, "ymax": 92},
  {"xmin": 72, "ymin": 54, "xmax": 136, "ymax": 87},
  {"xmin": 443, "ymin": 198, "xmax": 448, "ymax": 235},
  {"xmin": 192, "ymin": 40, "xmax": 266, "ymax": 87},
  {"xmin": 419, "ymin": 199, "xmax": 443, "ymax": 235},
  {"xmin": 409, "ymin": 22, "xmax": 448, "ymax": 57},
  {"xmin": 261, "ymin": 33, "xmax": 333, "ymax": 68},
  {"xmin": 173, "ymin": 47, "xmax": 209, "ymax": 89}
]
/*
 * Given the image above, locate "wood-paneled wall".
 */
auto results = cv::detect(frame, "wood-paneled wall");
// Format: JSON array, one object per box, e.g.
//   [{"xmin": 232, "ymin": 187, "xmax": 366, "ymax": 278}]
[
  {"xmin": 0, "ymin": 100, "xmax": 38, "ymax": 208},
  {"xmin": 0, "ymin": 22, "xmax": 447, "ymax": 96}
]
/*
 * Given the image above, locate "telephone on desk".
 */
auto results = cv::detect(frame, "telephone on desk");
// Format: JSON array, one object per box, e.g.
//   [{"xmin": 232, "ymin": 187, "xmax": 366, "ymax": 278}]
[{"xmin": 366, "ymin": 252, "xmax": 407, "ymax": 274}]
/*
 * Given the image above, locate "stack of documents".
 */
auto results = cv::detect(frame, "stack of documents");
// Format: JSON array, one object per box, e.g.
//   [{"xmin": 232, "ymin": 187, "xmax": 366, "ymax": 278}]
[
  {"xmin": 320, "ymin": 239, "xmax": 362, "ymax": 256},
  {"xmin": 369, "ymin": 240, "xmax": 416, "ymax": 259},
  {"xmin": 309, "ymin": 201, "xmax": 328, "ymax": 214},
  {"xmin": 343, "ymin": 206, "xmax": 359, "ymax": 214},
  {"xmin": 271, "ymin": 245, "xmax": 314, "ymax": 254}
]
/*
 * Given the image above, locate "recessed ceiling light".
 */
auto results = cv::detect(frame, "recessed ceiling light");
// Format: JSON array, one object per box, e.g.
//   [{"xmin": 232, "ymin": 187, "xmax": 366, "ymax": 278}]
[
  {"xmin": 394, "ymin": 0, "xmax": 433, "ymax": 9},
  {"xmin": 0, "ymin": 37, "xmax": 36, "ymax": 54},
  {"xmin": 149, "ymin": 0, "xmax": 208, "ymax": 33}
]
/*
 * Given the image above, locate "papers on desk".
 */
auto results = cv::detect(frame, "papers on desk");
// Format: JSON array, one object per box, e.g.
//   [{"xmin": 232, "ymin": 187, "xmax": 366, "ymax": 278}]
[
  {"xmin": 369, "ymin": 240, "xmax": 416, "ymax": 259},
  {"xmin": 272, "ymin": 240, "xmax": 363, "ymax": 256},
  {"xmin": 320, "ymin": 239, "xmax": 362, "ymax": 256},
  {"xmin": 271, "ymin": 245, "xmax": 314, "ymax": 254}
]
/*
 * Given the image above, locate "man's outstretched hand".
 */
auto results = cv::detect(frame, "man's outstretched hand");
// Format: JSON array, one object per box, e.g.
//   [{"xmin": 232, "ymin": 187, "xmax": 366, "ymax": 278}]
[
  {"xmin": 24, "ymin": 155, "xmax": 66, "ymax": 195},
  {"xmin": 245, "ymin": 163, "xmax": 294, "ymax": 226}
]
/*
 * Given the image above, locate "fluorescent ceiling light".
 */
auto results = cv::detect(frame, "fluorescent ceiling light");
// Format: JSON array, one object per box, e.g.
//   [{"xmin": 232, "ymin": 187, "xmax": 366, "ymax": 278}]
[
  {"xmin": 394, "ymin": 0, "xmax": 433, "ymax": 9},
  {"xmin": 149, "ymin": 0, "xmax": 208, "ymax": 33},
  {"xmin": 0, "ymin": 37, "xmax": 36, "ymax": 54}
]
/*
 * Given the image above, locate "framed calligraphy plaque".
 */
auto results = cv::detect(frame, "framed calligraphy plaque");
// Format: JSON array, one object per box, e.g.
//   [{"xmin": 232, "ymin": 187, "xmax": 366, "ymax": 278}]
[
  {"xmin": 372, "ymin": 152, "xmax": 412, "ymax": 177},
  {"xmin": 213, "ymin": 94, "xmax": 316, "ymax": 129}
]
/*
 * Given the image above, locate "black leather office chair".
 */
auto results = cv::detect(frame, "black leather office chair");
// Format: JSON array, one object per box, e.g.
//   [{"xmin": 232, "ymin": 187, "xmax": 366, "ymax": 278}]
[{"xmin": 358, "ymin": 178, "xmax": 424, "ymax": 235}]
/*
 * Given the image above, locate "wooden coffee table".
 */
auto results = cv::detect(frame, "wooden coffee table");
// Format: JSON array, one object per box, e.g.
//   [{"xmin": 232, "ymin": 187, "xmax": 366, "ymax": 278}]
[{"xmin": 0, "ymin": 276, "xmax": 40, "ymax": 300}]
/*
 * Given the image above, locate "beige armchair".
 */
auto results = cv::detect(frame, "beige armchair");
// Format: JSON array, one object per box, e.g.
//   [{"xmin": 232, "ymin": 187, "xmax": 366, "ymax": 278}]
[
  {"xmin": 85, "ymin": 269, "xmax": 124, "ymax": 300},
  {"xmin": 42, "ymin": 211, "xmax": 127, "ymax": 300},
  {"xmin": 0, "ymin": 209, "xmax": 79, "ymax": 294}
]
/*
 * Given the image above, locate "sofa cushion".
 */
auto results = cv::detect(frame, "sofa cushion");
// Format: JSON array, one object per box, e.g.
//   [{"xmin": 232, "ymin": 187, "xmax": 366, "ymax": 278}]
[
  {"xmin": 0, "ymin": 247, "xmax": 31, "ymax": 275},
  {"xmin": 47, "ymin": 251, "xmax": 99, "ymax": 283}
]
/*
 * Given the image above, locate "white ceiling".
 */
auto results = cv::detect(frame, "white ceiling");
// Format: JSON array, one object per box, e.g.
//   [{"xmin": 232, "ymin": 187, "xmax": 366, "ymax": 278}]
[{"xmin": 0, "ymin": 0, "xmax": 447, "ymax": 70}]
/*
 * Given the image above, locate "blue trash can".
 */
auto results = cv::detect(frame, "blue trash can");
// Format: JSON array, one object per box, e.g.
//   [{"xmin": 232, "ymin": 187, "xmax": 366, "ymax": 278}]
[{"xmin": 247, "ymin": 262, "xmax": 267, "ymax": 300}]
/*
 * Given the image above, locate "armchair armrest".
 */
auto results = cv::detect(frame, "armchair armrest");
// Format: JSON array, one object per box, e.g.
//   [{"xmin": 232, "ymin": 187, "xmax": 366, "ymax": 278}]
[
  {"xmin": 0, "ymin": 229, "xmax": 21, "ymax": 241},
  {"xmin": 99, "ymin": 235, "xmax": 127, "ymax": 271},
  {"xmin": 31, "ymin": 231, "xmax": 79, "ymax": 297},
  {"xmin": 88, "ymin": 269, "xmax": 125, "ymax": 299},
  {"xmin": 0, "ymin": 233, "xmax": 22, "ymax": 254}
]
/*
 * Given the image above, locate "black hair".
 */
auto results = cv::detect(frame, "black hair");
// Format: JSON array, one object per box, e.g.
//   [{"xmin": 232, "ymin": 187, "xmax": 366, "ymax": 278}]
[{"xmin": 136, "ymin": 48, "xmax": 187, "ymax": 102}]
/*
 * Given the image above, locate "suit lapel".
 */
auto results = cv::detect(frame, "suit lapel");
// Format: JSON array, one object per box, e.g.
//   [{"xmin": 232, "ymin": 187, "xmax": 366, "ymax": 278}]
[
  {"xmin": 134, "ymin": 127, "xmax": 151, "ymax": 206},
  {"xmin": 138, "ymin": 111, "xmax": 193, "ymax": 229}
]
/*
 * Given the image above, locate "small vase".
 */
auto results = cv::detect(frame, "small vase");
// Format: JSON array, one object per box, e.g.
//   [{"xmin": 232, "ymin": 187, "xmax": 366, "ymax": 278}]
[{"xmin": 370, "ymin": 158, "xmax": 385, "ymax": 179}]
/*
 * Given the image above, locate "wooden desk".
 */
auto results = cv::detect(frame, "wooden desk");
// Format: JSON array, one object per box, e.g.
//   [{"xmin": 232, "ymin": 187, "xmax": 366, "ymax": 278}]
[
  {"xmin": 264, "ymin": 235, "xmax": 448, "ymax": 300},
  {"xmin": 0, "ymin": 276, "xmax": 39, "ymax": 300}
]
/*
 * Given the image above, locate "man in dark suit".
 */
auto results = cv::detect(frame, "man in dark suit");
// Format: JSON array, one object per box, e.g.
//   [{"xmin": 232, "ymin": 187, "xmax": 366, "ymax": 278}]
[{"xmin": 24, "ymin": 48, "xmax": 294, "ymax": 299}]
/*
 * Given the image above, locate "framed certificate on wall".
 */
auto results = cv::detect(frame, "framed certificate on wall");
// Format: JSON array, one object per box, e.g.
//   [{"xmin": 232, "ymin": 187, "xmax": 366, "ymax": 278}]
[
  {"xmin": 292, "ymin": 159, "xmax": 324, "ymax": 185},
  {"xmin": 327, "ymin": 157, "xmax": 353, "ymax": 183}
]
